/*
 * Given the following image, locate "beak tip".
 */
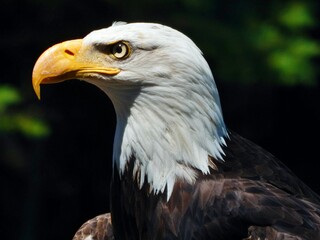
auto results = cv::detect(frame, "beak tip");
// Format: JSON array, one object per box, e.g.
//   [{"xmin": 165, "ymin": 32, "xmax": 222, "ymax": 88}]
[
  {"xmin": 31, "ymin": 39, "xmax": 83, "ymax": 100},
  {"xmin": 33, "ymin": 83, "xmax": 41, "ymax": 100}
]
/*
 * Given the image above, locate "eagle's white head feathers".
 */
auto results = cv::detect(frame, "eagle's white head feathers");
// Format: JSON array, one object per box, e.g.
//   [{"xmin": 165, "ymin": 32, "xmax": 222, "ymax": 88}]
[
  {"xmin": 33, "ymin": 22, "xmax": 228, "ymax": 200},
  {"xmin": 83, "ymin": 22, "xmax": 228, "ymax": 198}
]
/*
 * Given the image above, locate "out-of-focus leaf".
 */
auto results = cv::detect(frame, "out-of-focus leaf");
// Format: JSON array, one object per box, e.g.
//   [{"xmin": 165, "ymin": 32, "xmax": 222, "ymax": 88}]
[
  {"xmin": 268, "ymin": 50, "xmax": 314, "ymax": 85},
  {"xmin": 15, "ymin": 115, "xmax": 50, "ymax": 138},
  {"xmin": 266, "ymin": 37, "xmax": 320, "ymax": 85},
  {"xmin": 289, "ymin": 38, "xmax": 320, "ymax": 57},
  {"xmin": 0, "ymin": 113, "xmax": 50, "ymax": 138},
  {"xmin": 0, "ymin": 85, "xmax": 21, "ymax": 112},
  {"xmin": 279, "ymin": 2, "xmax": 315, "ymax": 29},
  {"xmin": 0, "ymin": 84, "xmax": 50, "ymax": 138},
  {"xmin": 253, "ymin": 24, "xmax": 282, "ymax": 50}
]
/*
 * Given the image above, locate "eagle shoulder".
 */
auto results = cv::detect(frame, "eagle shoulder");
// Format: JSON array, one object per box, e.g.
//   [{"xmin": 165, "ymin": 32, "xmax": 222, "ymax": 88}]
[
  {"xmin": 72, "ymin": 213, "xmax": 114, "ymax": 240},
  {"xmin": 73, "ymin": 132, "xmax": 320, "ymax": 240}
]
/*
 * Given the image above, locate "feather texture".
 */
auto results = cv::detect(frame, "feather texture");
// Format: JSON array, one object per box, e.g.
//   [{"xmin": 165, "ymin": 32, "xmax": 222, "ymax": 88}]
[
  {"xmin": 73, "ymin": 133, "xmax": 320, "ymax": 240},
  {"xmin": 33, "ymin": 22, "xmax": 320, "ymax": 239},
  {"xmin": 73, "ymin": 214, "xmax": 114, "ymax": 240},
  {"xmin": 83, "ymin": 23, "xmax": 228, "ymax": 198}
]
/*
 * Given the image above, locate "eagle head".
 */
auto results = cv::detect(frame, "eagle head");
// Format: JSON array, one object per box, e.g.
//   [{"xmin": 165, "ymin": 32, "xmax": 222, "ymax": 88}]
[{"xmin": 32, "ymin": 22, "xmax": 228, "ymax": 199}]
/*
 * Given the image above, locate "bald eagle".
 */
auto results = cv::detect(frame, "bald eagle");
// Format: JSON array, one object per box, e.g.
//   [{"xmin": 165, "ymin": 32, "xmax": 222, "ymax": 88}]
[{"xmin": 33, "ymin": 22, "xmax": 320, "ymax": 240}]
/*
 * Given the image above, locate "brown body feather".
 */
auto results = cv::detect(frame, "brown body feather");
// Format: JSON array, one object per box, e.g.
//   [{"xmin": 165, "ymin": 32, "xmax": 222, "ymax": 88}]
[
  {"xmin": 73, "ymin": 132, "xmax": 320, "ymax": 240},
  {"xmin": 73, "ymin": 214, "xmax": 114, "ymax": 240}
]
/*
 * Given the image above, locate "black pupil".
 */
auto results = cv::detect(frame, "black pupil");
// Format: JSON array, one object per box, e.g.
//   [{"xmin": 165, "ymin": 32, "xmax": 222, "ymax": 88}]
[{"xmin": 115, "ymin": 44, "xmax": 123, "ymax": 53}]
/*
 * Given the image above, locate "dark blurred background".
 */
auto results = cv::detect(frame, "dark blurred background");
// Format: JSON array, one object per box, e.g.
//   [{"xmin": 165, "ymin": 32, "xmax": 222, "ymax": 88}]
[{"xmin": 1, "ymin": 0, "xmax": 319, "ymax": 239}]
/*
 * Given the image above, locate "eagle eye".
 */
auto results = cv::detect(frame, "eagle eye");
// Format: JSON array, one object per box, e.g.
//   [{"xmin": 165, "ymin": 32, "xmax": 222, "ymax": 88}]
[{"xmin": 111, "ymin": 42, "xmax": 130, "ymax": 59}]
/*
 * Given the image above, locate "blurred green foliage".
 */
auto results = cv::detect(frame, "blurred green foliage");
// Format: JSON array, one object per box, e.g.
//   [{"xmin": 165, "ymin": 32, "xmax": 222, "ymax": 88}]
[
  {"xmin": 252, "ymin": 2, "xmax": 320, "ymax": 85},
  {"xmin": 279, "ymin": 2, "xmax": 315, "ymax": 29},
  {"xmin": 0, "ymin": 85, "xmax": 50, "ymax": 138},
  {"xmin": 183, "ymin": 1, "xmax": 320, "ymax": 85}
]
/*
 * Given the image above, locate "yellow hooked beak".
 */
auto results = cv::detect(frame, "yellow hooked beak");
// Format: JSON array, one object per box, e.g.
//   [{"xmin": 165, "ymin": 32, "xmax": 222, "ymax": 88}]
[{"xmin": 32, "ymin": 39, "xmax": 120, "ymax": 99}]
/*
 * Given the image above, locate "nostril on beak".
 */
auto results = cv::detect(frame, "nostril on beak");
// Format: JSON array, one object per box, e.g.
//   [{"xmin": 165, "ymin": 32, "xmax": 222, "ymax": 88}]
[{"xmin": 64, "ymin": 49, "xmax": 75, "ymax": 56}]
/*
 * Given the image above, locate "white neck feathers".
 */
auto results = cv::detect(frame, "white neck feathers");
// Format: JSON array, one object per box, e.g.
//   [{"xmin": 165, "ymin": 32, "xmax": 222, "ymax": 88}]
[{"xmin": 108, "ymin": 63, "xmax": 227, "ymax": 200}]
